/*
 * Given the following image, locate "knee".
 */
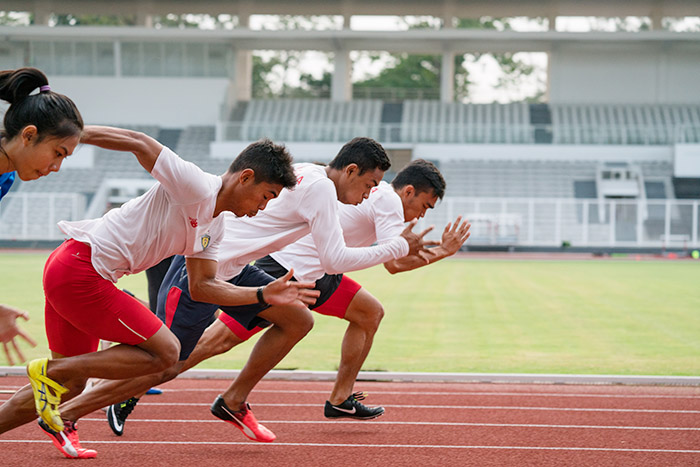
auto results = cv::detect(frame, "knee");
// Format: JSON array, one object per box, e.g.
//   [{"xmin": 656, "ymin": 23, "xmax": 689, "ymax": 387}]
[
  {"xmin": 366, "ymin": 303, "xmax": 384, "ymax": 332},
  {"xmin": 287, "ymin": 306, "xmax": 314, "ymax": 339},
  {"xmin": 155, "ymin": 336, "xmax": 181, "ymax": 371},
  {"xmin": 298, "ymin": 307, "xmax": 315, "ymax": 336},
  {"xmin": 353, "ymin": 303, "xmax": 384, "ymax": 333},
  {"xmin": 372, "ymin": 303, "xmax": 385, "ymax": 327}
]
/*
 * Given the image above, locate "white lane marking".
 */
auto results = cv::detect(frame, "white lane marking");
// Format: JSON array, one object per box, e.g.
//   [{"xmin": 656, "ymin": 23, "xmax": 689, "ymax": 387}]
[
  {"xmin": 106, "ymin": 402, "xmax": 700, "ymax": 414},
  {"xmin": 85, "ymin": 388, "xmax": 700, "ymax": 400},
  {"xmin": 1, "ymin": 439, "xmax": 699, "ymax": 454},
  {"xmin": 78, "ymin": 417, "xmax": 700, "ymax": 431}
]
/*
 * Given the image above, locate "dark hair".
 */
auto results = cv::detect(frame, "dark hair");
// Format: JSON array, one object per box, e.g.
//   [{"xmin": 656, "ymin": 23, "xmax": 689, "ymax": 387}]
[
  {"xmin": 391, "ymin": 159, "xmax": 446, "ymax": 199},
  {"xmin": 0, "ymin": 67, "xmax": 83, "ymax": 143},
  {"xmin": 328, "ymin": 137, "xmax": 391, "ymax": 174},
  {"xmin": 229, "ymin": 138, "xmax": 296, "ymax": 189}
]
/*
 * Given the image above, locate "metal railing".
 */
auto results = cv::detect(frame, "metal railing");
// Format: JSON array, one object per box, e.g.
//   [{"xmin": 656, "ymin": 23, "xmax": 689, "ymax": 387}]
[
  {"xmin": 0, "ymin": 192, "xmax": 86, "ymax": 241},
  {"xmin": 2, "ymin": 193, "xmax": 697, "ymax": 249},
  {"xmin": 417, "ymin": 197, "xmax": 700, "ymax": 248}
]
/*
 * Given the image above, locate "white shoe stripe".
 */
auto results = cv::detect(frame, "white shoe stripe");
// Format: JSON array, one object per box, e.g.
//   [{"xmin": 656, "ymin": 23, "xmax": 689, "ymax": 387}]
[
  {"xmin": 110, "ymin": 405, "xmax": 124, "ymax": 432},
  {"xmin": 59, "ymin": 431, "xmax": 78, "ymax": 457},
  {"xmin": 220, "ymin": 403, "xmax": 257, "ymax": 440}
]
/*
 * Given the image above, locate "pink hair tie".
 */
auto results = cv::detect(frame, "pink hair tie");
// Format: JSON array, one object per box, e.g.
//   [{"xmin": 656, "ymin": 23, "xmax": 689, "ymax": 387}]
[{"xmin": 39, "ymin": 85, "xmax": 51, "ymax": 92}]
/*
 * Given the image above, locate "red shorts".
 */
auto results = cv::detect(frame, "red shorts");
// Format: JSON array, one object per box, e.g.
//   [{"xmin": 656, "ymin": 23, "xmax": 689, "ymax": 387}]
[
  {"xmin": 313, "ymin": 275, "xmax": 362, "ymax": 319},
  {"xmin": 218, "ymin": 274, "xmax": 362, "ymax": 341},
  {"xmin": 43, "ymin": 239, "xmax": 163, "ymax": 357}
]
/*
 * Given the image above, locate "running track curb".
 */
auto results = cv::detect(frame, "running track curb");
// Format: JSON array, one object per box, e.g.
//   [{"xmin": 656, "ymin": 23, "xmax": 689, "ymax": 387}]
[{"xmin": 1, "ymin": 367, "xmax": 698, "ymax": 386}]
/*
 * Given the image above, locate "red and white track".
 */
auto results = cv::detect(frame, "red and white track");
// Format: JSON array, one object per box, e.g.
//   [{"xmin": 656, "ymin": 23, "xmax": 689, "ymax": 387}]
[{"xmin": 1, "ymin": 376, "xmax": 699, "ymax": 466}]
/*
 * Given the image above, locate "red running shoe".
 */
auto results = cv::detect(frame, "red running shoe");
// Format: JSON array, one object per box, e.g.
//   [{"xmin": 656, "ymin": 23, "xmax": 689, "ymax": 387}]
[
  {"xmin": 210, "ymin": 395, "xmax": 276, "ymax": 442},
  {"xmin": 38, "ymin": 419, "xmax": 97, "ymax": 459}
]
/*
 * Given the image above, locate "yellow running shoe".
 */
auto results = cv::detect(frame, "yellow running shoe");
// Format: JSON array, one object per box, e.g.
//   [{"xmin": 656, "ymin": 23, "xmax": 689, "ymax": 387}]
[{"xmin": 27, "ymin": 358, "xmax": 68, "ymax": 432}]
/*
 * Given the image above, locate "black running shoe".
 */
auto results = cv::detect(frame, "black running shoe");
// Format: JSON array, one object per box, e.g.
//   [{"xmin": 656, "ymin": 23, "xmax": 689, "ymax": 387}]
[
  {"xmin": 324, "ymin": 391, "xmax": 384, "ymax": 420},
  {"xmin": 107, "ymin": 397, "xmax": 139, "ymax": 436}
]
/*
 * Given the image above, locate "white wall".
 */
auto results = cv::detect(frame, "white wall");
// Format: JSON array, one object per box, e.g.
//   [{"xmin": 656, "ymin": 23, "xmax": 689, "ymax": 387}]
[
  {"xmin": 413, "ymin": 143, "xmax": 672, "ymax": 163},
  {"xmin": 53, "ymin": 77, "xmax": 229, "ymax": 127},
  {"xmin": 211, "ymin": 141, "xmax": 344, "ymax": 162},
  {"xmin": 213, "ymin": 141, "xmax": 673, "ymax": 165},
  {"xmin": 674, "ymin": 144, "xmax": 700, "ymax": 177},
  {"xmin": 549, "ymin": 43, "xmax": 700, "ymax": 104}
]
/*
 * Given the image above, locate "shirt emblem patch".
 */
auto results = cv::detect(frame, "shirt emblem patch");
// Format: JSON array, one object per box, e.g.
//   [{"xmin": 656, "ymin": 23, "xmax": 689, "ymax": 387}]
[
  {"xmin": 201, "ymin": 234, "xmax": 211, "ymax": 250},
  {"xmin": 189, "ymin": 217, "xmax": 198, "ymax": 228}
]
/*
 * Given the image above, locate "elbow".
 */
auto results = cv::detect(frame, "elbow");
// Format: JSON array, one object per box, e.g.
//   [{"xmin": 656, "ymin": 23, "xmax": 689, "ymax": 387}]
[
  {"xmin": 188, "ymin": 280, "xmax": 208, "ymax": 303},
  {"xmin": 128, "ymin": 130, "xmax": 153, "ymax": 152}
]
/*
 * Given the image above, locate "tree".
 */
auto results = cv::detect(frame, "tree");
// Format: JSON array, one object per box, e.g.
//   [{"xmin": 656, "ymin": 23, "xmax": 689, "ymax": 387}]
[{"xmin": 352, "ymin": 16, "xmax": 543, "ymax": 102}]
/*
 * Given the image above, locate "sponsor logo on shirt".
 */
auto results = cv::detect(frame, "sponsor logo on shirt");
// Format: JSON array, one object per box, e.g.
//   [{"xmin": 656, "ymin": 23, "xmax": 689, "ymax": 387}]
[
  {"xmin": 201, "ymin": 234, "xmax": 211, "ymax": 250},
  {"xmin": 189, "ymin": 217, "xmax": 198, "ymax": 228},
  {"xmin": 296, "ymin": 175, "xmax": 304, "ymax": 185}
]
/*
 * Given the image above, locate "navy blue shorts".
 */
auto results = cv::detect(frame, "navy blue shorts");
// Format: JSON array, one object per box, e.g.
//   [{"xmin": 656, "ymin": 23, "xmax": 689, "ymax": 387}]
[
  {"xmin": 253, "ymin": 255, "xmax": 342, "ymax": 309},
  {"xmin": 156, "ymin": 255, "xmax": 274, "ymax": 361}
]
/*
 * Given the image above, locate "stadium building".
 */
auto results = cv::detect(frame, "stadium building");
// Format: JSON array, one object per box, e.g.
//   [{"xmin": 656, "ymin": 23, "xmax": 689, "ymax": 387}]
[{"xmin": 1, "ymin": 0, "xmax": 699, "ymax": 252}]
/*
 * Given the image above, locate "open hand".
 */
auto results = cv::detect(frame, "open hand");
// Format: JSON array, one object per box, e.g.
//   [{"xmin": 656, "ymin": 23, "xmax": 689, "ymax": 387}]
[
  {"xmin": 261, "ymin": 269, "xmax": 320, "ymax": 307},
  {"xmin": 400, "ymin": 219, "xmax": 434, "ymax": 258},
  {"xmin": 439, "ymin": 216, "xmax": 471, "ymax": 256},
  {"xmin": 0, "ymin": 304, "xmax": 38, "ymax": 365}
]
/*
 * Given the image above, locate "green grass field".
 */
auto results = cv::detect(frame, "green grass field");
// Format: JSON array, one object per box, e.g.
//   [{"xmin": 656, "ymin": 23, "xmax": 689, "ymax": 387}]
[{"xmin": 2, "ymin": 252, "xmax": 699, "ymax": 376}]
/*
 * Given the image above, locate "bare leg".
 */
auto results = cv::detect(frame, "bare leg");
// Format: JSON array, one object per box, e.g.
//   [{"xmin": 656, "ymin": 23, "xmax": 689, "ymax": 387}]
[
  {"xmin": 328, "ymin": 288, "xmax": 384, "ymax": 405},
  {"xmin": 180, "ymin": 319, "xmax": 246, "ymax": 372},
  {"xmin": 221, "ymin": 304, "xmax": 313, "ymax": 408},
  {"xmin": 59, "ymin": 360, "xmax": 186, "ymax": 422},
  {"xmin": 0, "ymin": 325, "xmax": 179, "ymax": 434}
]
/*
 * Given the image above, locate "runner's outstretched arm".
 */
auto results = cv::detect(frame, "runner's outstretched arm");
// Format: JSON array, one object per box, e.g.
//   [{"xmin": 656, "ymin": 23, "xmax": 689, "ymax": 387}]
[
  {"xmin": 186, "ymin": 258, "xmax": 319, "ymax": 307},
  {"xmin": 80, "ymin": 125, "xmax": 163, "ymax": 173},
  {"xmin": 384, "ymin": 217, "xmax": 471, "ymax": 274}
]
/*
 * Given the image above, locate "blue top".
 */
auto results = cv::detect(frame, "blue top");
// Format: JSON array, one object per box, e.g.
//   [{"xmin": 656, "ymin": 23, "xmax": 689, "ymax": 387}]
[{"xmin": 0, "ymin": 171, "xmax": 16, "ymax": 201}]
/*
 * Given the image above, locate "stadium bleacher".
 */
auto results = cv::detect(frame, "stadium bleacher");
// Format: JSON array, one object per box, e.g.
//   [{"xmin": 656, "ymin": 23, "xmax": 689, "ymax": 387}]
[{"xmin": 0, "ymin": 100, "xmax": 696, "ymax": 247}]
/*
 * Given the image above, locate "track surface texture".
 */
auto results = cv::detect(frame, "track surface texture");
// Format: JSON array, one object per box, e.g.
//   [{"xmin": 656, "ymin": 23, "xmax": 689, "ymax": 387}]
[{"xmin": 1, "ymin": 376, "xmax": 699, "ymax": 466}]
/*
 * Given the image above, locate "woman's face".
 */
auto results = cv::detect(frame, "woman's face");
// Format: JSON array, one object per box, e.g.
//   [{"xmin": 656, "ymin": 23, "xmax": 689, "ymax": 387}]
[{"xmin": 13, "ymin": 129, "xmax": 80, "ymax": 181}]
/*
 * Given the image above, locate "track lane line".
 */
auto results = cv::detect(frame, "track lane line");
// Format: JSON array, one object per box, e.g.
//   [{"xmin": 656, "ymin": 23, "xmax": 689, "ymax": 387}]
[
  {"xmin": 1, "ymin": 439, "xmax": 699, "ymax": 454},
  {"xmin": 93, "ymin": 401, "xmax": 700, "ymax": 414},
  {"xmin": 76, "ymin": 417, "xmax": 700, "ymax": 430}
]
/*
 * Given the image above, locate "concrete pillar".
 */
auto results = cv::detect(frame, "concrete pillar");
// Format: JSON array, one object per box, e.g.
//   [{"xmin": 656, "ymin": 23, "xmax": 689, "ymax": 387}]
[
  {"xmin": 332, "ymin": 50, "xmax": 352, "ymax": 102},
  {"xmin": 441, "ymin": 51, "xmax": 455, "ymax": 103},
  {"xmin": 34, "ymin": 1, "xmax": 52, "ymax": 25},
  {"xmin": 231, "ymin": 12, "xmax": 252, "ymax": 102},
  {"xmin": 650, "ymin": 8, "xmax": 663, "ymax": 30},
  {"xmin": 135, "ymin": 3, "xmax": 153, "ymax": 28}
]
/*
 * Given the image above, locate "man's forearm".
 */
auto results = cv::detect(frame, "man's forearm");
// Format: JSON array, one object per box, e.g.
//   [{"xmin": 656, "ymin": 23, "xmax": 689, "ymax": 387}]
[{"xmin": 383, "ymin": 246, "xmax": 450, "ymax": 274}]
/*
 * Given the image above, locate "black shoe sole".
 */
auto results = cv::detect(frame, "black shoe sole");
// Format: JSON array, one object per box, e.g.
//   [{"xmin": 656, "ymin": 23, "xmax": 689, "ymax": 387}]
[{"xmin": 324, "ymin": 409, "xmax": 385, "ymax": 420}]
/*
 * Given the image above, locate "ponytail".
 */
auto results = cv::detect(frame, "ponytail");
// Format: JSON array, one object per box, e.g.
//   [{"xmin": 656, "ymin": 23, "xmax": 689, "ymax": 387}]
[{"xmin": 0, "ymin": 67, "xmax": 83, "ymax": 142}]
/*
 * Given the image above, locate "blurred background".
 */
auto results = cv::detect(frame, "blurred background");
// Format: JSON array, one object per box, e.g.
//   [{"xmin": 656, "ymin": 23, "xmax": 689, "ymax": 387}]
[{"xmin": 1, "ymin": 0, "xmax": 699, "ymax": 254}]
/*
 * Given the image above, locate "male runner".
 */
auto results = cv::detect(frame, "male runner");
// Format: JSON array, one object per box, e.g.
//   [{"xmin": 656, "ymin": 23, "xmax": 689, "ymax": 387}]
[
  {"xmin": 58, "ymin": 137, "xmax": 428, "ymax": 445},
  {"xmin": 181, "ymin": 159, "xmax": 470, "ymax": 420},
  {"xmin": 0, "ymin": 129, "xmax": 316, "ymax": 459}
]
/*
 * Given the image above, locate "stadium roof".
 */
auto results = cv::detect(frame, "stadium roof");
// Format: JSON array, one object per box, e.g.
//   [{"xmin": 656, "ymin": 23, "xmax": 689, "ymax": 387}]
[
  {"xmin": 4, "ymin": 26, "xmax": 699, "ymax": 53},
  {"xmin": 4, "ymin": 0, "xmax": 700, "ymax": 20}
]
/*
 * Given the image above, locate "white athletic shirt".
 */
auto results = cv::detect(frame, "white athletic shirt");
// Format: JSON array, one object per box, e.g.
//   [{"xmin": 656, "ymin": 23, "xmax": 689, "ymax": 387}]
[
  {"xmin": 215, "ymin": 163, "xmax": 408, "ymax": 281},
  {"xmin": 58, "ymin": 146, "xmax": 225, "ymax": 282},
  {"xmin": 271, "ymin": 181, "xmax": 404, "ymax": 282}
]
